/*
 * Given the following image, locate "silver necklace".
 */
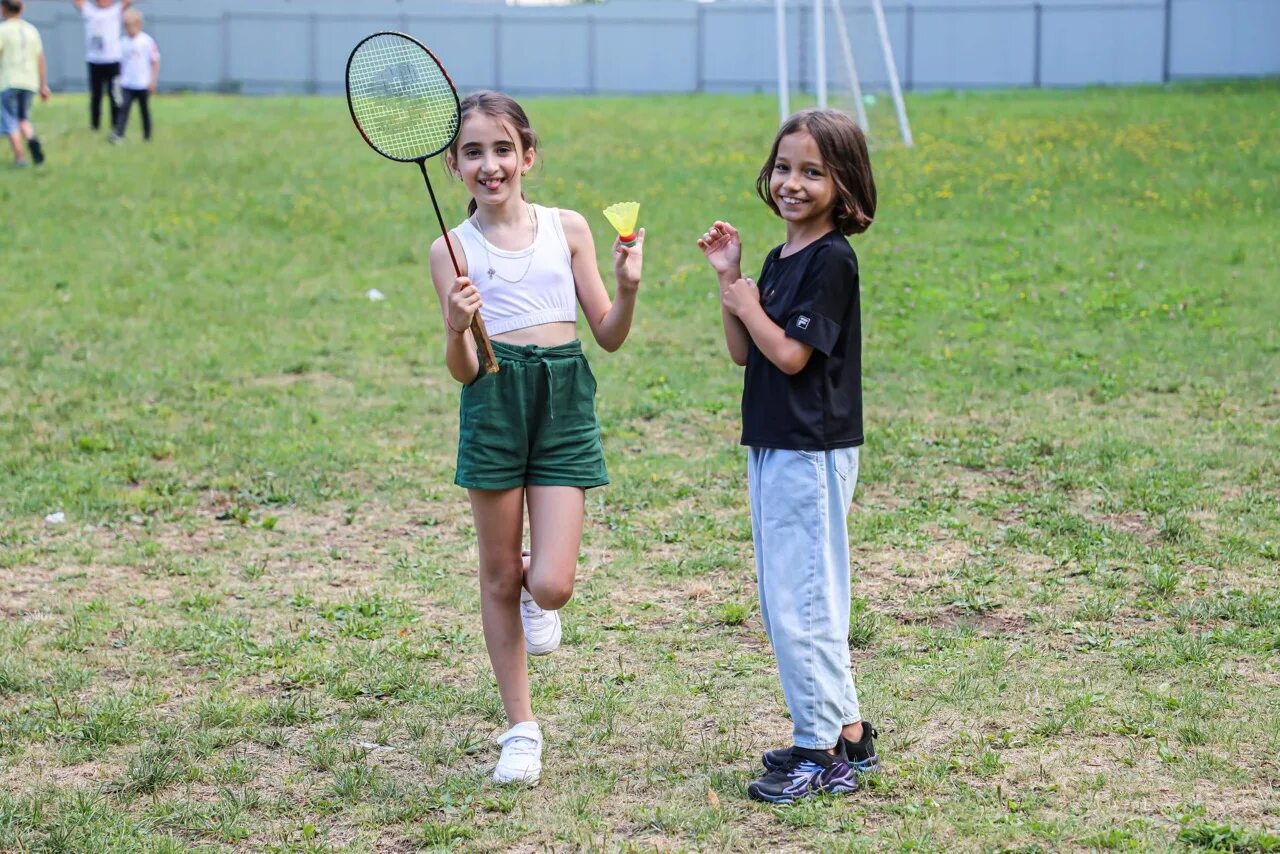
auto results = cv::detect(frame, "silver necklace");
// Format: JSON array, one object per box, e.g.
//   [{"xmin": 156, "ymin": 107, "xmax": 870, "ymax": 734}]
[{"xmin": 472, "ymin": 204, "xmax": 538, "ymax": 284}]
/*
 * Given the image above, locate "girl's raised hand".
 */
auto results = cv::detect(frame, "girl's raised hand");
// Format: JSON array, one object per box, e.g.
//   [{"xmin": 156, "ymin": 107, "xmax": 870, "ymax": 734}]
[
  {"xmin": 696, "ymin": 221, "xmax": 742, "ymax": 277},
  {"xmin": 446, "ymin": 276, "xmax": 482, "ymax": 334},
  {"xmin": 613, "ymin": 228, "xmax": 645, "ymax": 293}
]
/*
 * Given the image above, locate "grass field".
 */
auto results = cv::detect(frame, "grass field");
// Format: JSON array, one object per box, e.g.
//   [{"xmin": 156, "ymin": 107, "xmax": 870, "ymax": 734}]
[{"xmin": 1, "ymin": 80, "xmax": 1278, "ymax": 851}]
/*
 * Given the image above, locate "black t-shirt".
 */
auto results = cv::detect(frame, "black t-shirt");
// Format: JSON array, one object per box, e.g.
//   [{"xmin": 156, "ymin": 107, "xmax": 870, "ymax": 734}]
[{"xmin": 740, "ymin": 230, "xmax": 863, "ymax": 450}]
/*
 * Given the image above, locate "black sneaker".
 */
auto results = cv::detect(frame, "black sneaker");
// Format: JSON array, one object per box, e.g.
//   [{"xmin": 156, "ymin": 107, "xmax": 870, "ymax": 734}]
[
  {"xmin": 843, "ymin": 722, "xmax": 881, "ymax": 774},
  {"xmin": 762, "ymin": 722, "xmax": 880, "ymax": 773},
  {"xmin": 747, "ymin": 745, "xmax": 859, "ymax": 804}
]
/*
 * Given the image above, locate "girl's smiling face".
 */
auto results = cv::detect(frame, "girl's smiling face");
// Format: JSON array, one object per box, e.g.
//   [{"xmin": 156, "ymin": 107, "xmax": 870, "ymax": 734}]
[
  {"xmin": 768, "ymin": 130, "xmax": 837, "ymax": 230},
  {"xmin": 449, "ymin": 112, "xmax": 536, "ymax": 209}
]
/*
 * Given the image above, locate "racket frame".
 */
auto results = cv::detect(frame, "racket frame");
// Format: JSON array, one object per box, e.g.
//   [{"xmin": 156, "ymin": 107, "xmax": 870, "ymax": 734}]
[{"xmin": 345, "ymin": 31, "xmax": 499, "ymax": 374}]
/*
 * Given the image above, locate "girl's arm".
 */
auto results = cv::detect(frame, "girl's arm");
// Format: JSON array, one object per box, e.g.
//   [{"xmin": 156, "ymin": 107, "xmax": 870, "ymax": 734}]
[
  {"xmin": 697, "ymin": 221, "xmax": 749, "ymax": 366},
  {"xmin": 563, "ymin": 209, "xmax": 642, "ymax": 353},
  {"xmin": 720, "ymin": 301, "xmax": 750, "ymax": 367},
  {"xmin": 722, "ymin": 277, "xmax": 814, "ymax": 376},
  {"xmin": 429, "ymin": 233, "xmax": 482, "ymax": 384},
  {"xmin": 149, "ymin": 42, "xmax": 159, "ymax": 93}
]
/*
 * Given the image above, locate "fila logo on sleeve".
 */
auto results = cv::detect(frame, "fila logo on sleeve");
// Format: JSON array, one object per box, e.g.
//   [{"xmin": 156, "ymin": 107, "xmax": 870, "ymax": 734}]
[{"xmin": 796, "ymin": 315, "xmax": 811, "ymax": 330}]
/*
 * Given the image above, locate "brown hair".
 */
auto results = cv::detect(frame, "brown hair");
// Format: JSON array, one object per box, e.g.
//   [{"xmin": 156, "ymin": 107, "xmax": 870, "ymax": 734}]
[
  {"xmin": 755, "ymin": 109, "xmax": 876, "ymax": 235},
  {"xmin": 448, "ymin": 90, "xmax": 540, "ymax": 217}
]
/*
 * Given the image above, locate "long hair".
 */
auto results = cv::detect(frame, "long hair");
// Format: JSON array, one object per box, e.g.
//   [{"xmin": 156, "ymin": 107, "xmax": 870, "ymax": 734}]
[
  {"xmin": 448, "ymin": 91, "xmax": 540, "ymax": 217},
  {"xmin": 756, "ymin": 109, "xmax": 876, "ymax": 235}
]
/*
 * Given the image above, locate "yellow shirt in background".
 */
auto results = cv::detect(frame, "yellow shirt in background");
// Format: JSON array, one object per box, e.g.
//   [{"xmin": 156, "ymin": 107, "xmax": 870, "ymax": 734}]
[{"xmin": 0, "ymin": 18, "xmax": 43, "ymax": 93}]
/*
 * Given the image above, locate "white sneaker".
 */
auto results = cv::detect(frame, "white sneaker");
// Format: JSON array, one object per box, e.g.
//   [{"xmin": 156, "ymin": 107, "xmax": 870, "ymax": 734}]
[
  {"xmin": 493, "ymin": 721, "xmax": 542, "ymax": 785},
  {"xmin": 520, "ymin": 587, "xmax": 561, "ymax": 655}
]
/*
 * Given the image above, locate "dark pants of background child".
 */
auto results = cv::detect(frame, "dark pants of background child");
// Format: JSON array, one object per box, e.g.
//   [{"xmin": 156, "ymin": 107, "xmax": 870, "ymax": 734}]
[
  {"xmin": 86, "ymin": 62, "xmax": 120, "ymax": 131},
  {"xmin": 116, "ymin": 89, "xmax": 151, "ymax": 140}
]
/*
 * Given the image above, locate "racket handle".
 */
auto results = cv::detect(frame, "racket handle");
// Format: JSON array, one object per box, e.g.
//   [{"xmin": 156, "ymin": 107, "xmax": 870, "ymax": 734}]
[
  {"xmin": 471, "ymin": 313, "xmax": 499, "ymax": 374},
  {"xmin": 417, "ymin": 158, "xmax": 500, "ymax": 375}
]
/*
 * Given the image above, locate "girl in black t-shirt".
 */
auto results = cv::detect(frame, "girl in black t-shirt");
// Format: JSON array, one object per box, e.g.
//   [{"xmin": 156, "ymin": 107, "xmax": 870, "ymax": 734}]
[{"xmin": 697, "ymin": 109, "xmax": 880, "ymax": 804}]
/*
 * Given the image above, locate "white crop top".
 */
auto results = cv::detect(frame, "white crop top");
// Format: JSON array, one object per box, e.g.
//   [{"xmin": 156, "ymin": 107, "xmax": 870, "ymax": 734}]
[{"xmin": 453, "ymin": 204, "xmax": 577, "ymax": 336}]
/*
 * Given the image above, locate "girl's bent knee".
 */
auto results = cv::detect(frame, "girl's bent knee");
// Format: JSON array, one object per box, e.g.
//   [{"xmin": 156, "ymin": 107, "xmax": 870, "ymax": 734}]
[{"xmin": 528, "ymin": 577, "xmax": 574, "ymax": 610}]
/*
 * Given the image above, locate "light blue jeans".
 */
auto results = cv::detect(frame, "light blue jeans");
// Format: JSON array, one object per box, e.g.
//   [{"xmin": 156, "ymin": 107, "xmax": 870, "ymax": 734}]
[{"xmin": 748, "ymin": 445, "xmax": 861, "ymax": 750}]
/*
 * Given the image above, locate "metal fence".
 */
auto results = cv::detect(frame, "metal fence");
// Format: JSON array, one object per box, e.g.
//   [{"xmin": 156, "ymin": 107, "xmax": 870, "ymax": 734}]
[{"xmin": 25, "ymin": 0, "xmax": 1280, "ymax": 96}]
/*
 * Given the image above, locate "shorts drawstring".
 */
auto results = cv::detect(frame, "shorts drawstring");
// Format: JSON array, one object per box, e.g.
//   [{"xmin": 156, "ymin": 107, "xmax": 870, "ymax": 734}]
[
  {"xmin": 456, "ymin": 338, "xmax": 607, "ymax": 491},
  {"xmin": 533, "ymin": 352, "xmax": 555, "ymax": 420},
  {"xmin": 484, "ymin": 339, "xmax": 588, "ymax": 422}
]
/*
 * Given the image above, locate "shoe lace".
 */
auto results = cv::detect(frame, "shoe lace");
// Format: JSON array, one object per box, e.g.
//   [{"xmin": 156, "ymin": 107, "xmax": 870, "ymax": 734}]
[
  {"xmin": 761, "ymin": 753, "xmax": 817, "ymax": 782},
  {"xmin": 520, "ymin": 597, "xmax": 545, "ymax": 620}
]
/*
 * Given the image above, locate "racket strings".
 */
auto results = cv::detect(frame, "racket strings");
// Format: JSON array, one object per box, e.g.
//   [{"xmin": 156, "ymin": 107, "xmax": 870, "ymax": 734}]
[{"xmin": 347, "ymin": 34, "xmax": 459, "ymax": 161}]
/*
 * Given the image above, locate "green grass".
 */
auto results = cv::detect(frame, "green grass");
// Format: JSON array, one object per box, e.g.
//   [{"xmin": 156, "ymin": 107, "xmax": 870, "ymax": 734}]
[{"xmin": 1, "ymin": 80, "xmax": 1278, "ymax": 850}]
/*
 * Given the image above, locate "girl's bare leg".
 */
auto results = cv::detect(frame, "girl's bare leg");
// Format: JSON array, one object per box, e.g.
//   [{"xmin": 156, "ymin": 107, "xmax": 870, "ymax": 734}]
[
  {"xmin": 525, "ymin": 486, "xmax": 586, "ymax": 610},
  {"xmin": 469, "ymin": 487, "xmax": 532, "ymax": 725}
]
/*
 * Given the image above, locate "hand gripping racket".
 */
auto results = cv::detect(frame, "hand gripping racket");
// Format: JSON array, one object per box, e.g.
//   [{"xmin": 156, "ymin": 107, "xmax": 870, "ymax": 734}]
[{"xmin": 345, "ymin": 32, "xmax": 499, "ymax": 374}]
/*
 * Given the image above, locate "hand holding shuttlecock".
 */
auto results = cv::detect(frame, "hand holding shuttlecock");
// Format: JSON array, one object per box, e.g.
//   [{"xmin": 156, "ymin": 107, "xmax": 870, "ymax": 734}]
[{"xmin": 603, "ymin": 201, "xmax": 641, "ymax": 248}]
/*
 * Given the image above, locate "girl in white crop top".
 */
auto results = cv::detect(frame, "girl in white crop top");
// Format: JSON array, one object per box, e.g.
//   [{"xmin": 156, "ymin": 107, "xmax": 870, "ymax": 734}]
[{"xmin": 427, "ymin": 91, "xmax": 644, "ymax": 787}]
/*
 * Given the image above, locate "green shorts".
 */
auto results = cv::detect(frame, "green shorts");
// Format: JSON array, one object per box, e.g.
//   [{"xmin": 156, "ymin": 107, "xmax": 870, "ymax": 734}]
[{"xmin": 456, "ymin": 339, "xmax": 609, "ymax": 491}]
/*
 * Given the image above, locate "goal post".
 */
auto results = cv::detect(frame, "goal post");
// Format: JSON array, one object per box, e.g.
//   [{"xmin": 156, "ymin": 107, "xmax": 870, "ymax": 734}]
[
  {"xmin": 828, "ymin": 0, "xmax": 869, "ymax": 131},
  {"xmin": 777, "ymin": 0, "xmax": 913, "ymax": 147},
  {"xmin": 775, "ymin": 0, "xmax": 790, "ymax": 123}
]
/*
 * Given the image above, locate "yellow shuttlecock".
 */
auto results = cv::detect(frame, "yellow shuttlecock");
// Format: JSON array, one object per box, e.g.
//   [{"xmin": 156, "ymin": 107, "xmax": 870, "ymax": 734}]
[{"xmin": 603, "ymin": 201, "xmax": 641, "ymax": 247}]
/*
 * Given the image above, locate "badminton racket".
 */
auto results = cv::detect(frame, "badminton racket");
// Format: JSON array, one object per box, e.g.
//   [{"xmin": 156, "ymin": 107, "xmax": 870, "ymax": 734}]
[{"xmin": 345, "ymin": 32, "xmax": 499, "ymax": 374}]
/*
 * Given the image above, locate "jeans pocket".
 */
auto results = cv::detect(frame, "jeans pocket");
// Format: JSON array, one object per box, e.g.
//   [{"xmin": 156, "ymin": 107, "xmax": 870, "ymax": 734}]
[{"xmin": 833, "ymin": 446, "xmax": 858, "ymax": 483}]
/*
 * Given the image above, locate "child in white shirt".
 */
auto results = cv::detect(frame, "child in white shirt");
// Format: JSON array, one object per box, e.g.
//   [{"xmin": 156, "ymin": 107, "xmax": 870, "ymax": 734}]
[{"xmin": 110, "ymin": 7, "xmax": 157, "ymax": 142}]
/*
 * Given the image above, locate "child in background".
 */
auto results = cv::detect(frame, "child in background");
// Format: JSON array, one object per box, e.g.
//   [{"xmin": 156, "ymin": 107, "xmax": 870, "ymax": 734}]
[
  {"xmin": 111, "ymin": 7, "xmax": 158, "ymax": 142},
  {"xmin": 72, "ymin": 0, "xmax": 130, "ymax": 132},
  {"xmin": 697, "ymin": 108, "xmax": 880, "ymax": 804},
  {"xmin": 429, "ymin": 91, "xmax": 644, "ymax": 786},
  {"xmin": 0, "ymin": 0, "xmax": 48, "ymax": 167}
]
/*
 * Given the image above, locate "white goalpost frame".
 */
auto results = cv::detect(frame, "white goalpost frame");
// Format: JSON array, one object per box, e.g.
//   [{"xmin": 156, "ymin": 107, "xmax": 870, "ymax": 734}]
[
  {"xmin": 868, "ymin": 0, "xmax": 914, "ymax": 146},
  {"xmin": 829, "ymin": 0, "xmax": 870, "ymax": 132},
  {"xmin": 814, "ymin": 0, "xmax": 827, "ymax": 109},
  {"xmin": 779, "ymin": 0, "xmax": 913, "ymax": 146},
  {"xmin": 775, "ymin": 0, "xmax": 790, "ymax": 123}
]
